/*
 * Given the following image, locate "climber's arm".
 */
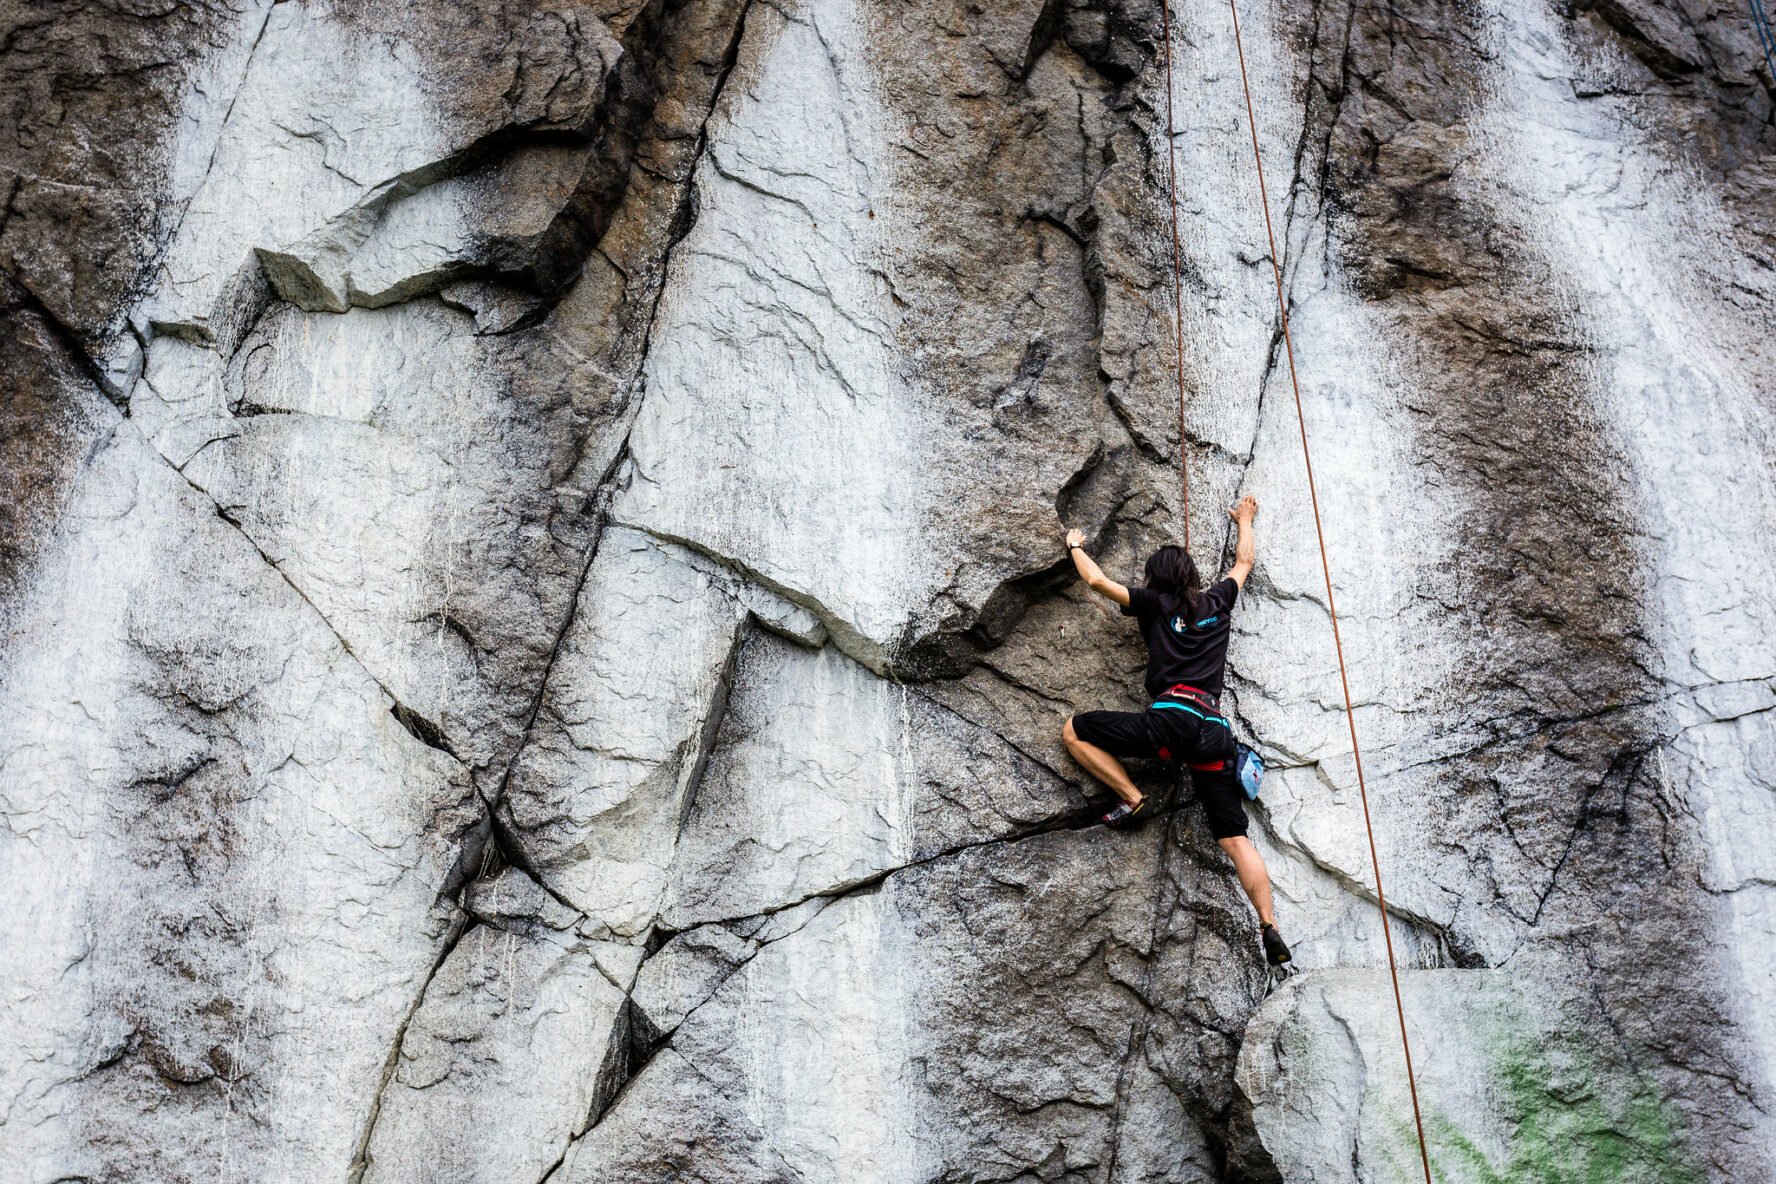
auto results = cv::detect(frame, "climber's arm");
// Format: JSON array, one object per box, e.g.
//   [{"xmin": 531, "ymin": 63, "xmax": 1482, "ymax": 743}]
[
  {"xmin": 1227, "ymin": 496, "xmax": 1258, "ymax": 588},
  {"xmin": 1065, "ymin": 529, "xmax": 1130, "ymax": 607}
]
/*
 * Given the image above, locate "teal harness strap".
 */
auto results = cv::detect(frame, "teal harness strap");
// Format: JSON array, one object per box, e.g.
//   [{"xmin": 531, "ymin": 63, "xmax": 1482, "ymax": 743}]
[{"xmin": 1150, "ymin": 700, "xmax": 1228, "ymax": 728}]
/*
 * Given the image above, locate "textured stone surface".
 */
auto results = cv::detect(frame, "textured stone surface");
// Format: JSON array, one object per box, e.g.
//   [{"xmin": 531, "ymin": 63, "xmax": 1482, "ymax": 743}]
[
  {"xmin": 0, "ymin": 319, "xmax": 478, "ymax": 1181},
  {"xmin": 2, "ymin": 0, "xmax": 1773, "ymax": 1180},
  {"xmin": 497, "ymin": 527, "xmax": 756, "ymax": 933},
  {"xmin": 359, "ymin": 870, "xmax": 642, "ymax": 1184},
  {"xmin": 660, "ymin": 629, "xmax": 1088, "ymax": 929},
  {"xmin": 566, "ymin": 827, "xmax": 1264, "ymax": 1183},
  {"xmin": 1235, "ymin": 970, "xmax": 1710, "ymax": 1183},
  {"xmin": 0, "ymin": 0, "xmax": 265, "ymax": 356}
]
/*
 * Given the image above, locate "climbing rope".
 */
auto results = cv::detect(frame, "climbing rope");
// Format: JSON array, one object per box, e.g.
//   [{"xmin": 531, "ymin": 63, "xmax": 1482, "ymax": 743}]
[
  {"xmin": 1221, "ymin": 3, "xmax": 1436, "ymax": 1179},
  {"xmin": 1753, "ymin": 0, "xmax": 1776, "ymax": 83},
  {"xmin": 1158, "ymin": 0, "xmax": 1192, "ymax": 550},
  {"xmin": 1151, "ymin": 2, "xmax": 1436, "ymax": 1180}
]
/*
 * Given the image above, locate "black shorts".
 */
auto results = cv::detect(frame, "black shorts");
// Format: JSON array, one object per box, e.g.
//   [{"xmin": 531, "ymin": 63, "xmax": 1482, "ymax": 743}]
[{"xmin": 1070, "ymin": 702, "xmax": 1247, "ymax": 840}]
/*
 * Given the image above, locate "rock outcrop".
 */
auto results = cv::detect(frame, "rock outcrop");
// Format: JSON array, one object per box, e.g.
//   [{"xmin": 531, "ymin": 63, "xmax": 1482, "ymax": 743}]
[{"xmin": 2, "ymin": 1, "xmax": 1772, "ymax": 1181}]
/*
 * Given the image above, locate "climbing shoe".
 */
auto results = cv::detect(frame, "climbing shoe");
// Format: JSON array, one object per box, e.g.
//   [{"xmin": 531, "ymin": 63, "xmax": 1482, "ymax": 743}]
[
  {"xmin": 1261, "ymin": 923, "xmax": 1292, "ymax": 968},
  {"xmin": 1102, "ymin": 798, "xmax": 1148, "ymax": 830}
]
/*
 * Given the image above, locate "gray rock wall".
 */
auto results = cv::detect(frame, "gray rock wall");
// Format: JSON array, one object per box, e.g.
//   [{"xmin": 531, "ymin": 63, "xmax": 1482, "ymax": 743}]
[{"xmin": 2, "ymin": 1, "xmax": 1772, "ymax": 1181}]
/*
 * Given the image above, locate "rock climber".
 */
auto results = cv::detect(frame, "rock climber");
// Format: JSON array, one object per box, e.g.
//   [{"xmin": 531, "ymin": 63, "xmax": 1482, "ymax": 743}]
[{"xmin": 1061, "ymin": 496, "xmax": 1291, "ymax": 967}]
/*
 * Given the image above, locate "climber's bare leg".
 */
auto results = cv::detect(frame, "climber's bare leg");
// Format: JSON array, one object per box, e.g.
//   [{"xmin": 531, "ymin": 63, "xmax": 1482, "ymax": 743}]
[
  {"xmin": 1218, "ymin": 836, "xmax": 1276, "ymax": 928},
  {"xmin": 1062, "ymin": 717, "xmax": 1142, "ymax": 807}
]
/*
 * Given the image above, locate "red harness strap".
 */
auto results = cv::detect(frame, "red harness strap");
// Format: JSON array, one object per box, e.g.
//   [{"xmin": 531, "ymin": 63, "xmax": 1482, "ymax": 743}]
[
  {"xmin": 1160, "ymin": 685, "xmax": 1227, "ymax": 769},
  {"xmin": 1161, "ymin": 683, "xmax": 1220, "ymax": 709}
]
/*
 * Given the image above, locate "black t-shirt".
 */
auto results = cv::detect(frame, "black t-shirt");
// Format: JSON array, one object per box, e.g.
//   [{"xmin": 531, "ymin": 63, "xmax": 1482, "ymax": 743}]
[{"xmin": 1122, "ymin": 578, "xmax": 1241, "ymax": 699}]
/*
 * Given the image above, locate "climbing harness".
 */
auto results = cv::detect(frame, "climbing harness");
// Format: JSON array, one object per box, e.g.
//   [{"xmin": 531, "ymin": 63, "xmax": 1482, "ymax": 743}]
[
  {"xmin": 1149, "ymin": 683, "xmax": 1229, "ymax": 728},
  {"xmin": 1753, "ymin": 0, "xmax": 1776, "ymax": 83},
  {"xmin": 1153, "ymin": 2, "xmax": 1437, "ymax": 1181},
  {"xmin": 1153, "ymin": 684, "xmax": 1262, "ymax": 796}
]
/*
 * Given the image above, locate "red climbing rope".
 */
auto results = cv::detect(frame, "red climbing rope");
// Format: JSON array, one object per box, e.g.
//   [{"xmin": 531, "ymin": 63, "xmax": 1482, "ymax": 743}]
[
  {"xmin": 1152, "ymin": 2, "xmax": 1437, "ymax": 1180},
  {"xmin": 1158, "ymin": 0, "xmax": 1192, "ymax": 551},
  {"xmin": 1221, "ymin": 3, "xmax": 1436, "ymax": 1179}
]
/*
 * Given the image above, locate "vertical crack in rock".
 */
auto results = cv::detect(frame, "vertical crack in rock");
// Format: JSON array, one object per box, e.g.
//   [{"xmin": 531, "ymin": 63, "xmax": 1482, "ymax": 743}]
[
  {"xmin": 5, "ymin": 0, "xmax": 1774, "ymax": 1179},
  {"xmin": 1102, "ymin": 813, "xmax": 1186, "ymax": 1181},
  {"xmin": 486, "ymin": 436, "xmax": 633, "ymax": 809},
  {"xmin": 346, "ymin": 910, "xmax": 475, "ymax": 1184},
  {"xmin": 485, "ymin": 0, "xmax": 758, "ymax": 814},
  {"xmin": 135, "ymin": 3, "xmax": 277, "ymax": 339},
  {"xmin": 612, "ymin": 0, "xmax": 758, "ymax": 360}
]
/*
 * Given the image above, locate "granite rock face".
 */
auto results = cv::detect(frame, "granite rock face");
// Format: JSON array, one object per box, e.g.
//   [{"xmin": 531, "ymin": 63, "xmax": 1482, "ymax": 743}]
[{"xmin": 2, "ymin": 1, "xmax": 1772, "ymax": 1182}]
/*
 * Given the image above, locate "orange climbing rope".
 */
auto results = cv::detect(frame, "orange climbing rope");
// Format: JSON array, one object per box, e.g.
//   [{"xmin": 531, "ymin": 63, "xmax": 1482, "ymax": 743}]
[{"xmin": 1153, "ymin": 2, "xmax": 1436, "ymax": 1181}]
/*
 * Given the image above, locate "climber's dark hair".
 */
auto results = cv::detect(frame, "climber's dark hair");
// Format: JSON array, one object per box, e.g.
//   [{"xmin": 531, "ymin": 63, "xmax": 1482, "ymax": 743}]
[{"xmin": 1144, "ymin": 545, "xmax": 1203, "ymax": 618}]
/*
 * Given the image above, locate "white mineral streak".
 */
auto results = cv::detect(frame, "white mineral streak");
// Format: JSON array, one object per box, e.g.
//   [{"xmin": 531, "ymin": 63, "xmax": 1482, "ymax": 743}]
[
  {"xmin": 1162, "ymin": 0, "xmax": 1287, "ymax": 464},
  {"xmin": 1474, "ymin": 0, "xmax": 1776, "ymax": 1134},
  {"xmin": 119, "ymin": 3, "xmax": 596, "ymax": 779},
  {"xmin": 153, "ymin": 301, "xmax": 497, "ymax": 748},
  {"xmin": 499, "ymin": 528, "xmax": 754, "ymax": 933},
  {"xmin": 0, "ymin": 424, "xmax": 473, "ymax": 1180},
  {"xmin": 563, "ymin": 892, "xmax": 931, "ymax": 1183},
  {"xmin": 125, "ymin": 0, "xmax": 477, "ymax": 731},
  {"xmin": 138, "ymin": 3, "xmax": 452, "ymax": 337},
  {"xmin": 734, "ymin": 892, "xmax": 927, "ymax": 1184},
  {"xmin": 1163, "ymin": 2, "xmax": 1470, "ymax": 957},
  {"xmin": 158, "ymin": 1, "xmax": 277, "ymax": 236},
  {"xmin": 97, "ymin": 0, "xmax": 276, "ymax": 388},
  {"xmin": 358, "ymin": 919, "xmax": 642, "ymax": 1184},
  {"xmin": 661, "ymin": 640, "xmax": 915, "ymax": 927},
  {"xmin": 659, "ymin": 632, "xmax": 1078, "ymax": 929},
  {"xmin": 615, "ymin": 0, "xmax": 933, "ymax": 667}
]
